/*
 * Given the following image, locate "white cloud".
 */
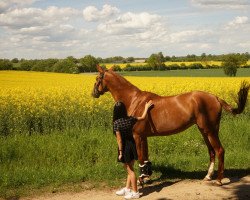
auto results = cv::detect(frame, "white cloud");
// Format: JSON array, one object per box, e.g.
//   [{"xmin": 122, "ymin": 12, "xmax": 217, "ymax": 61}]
[
  {"xmin": 0, "ymin": 6, "xmax": 80, "ymax": 29},
  {"xmin": 94, "ymin": 11, "xmax": 170, "ymax": 49},
  {"xmin": 181, "ymin": 43, "xmax": 212, "ymax": 51},
  {"xmin": 238, "ymin": 41, "xmax": 250, "ymax": 48},
  {"xmin": 191, "ymin": 0, "xmax": 250, "ymax": 9},
  {"xmin": 97, "ymin": 12, "xmax": 163, "ymax": 35},
  {"xmin": 0, "ymin": 0, "xmax": 37, "ymax": 13},
  {"xmin": 59, "ymin": 24, "xmax": 75, "ymax": 32},
  {"xmin": 170, "ymin": 30, "xmax": 214, "ymax": 43},
  {"xmin": 0, "ymin": 5, "xmax": 89, "ymax": 59},
  {"xmin": 225, "ymin": 16, "xmax": 249, "ymax": 29},
  {"xmin": 83, "ymin": 4, "xmax": 119, "ymax": 22}
]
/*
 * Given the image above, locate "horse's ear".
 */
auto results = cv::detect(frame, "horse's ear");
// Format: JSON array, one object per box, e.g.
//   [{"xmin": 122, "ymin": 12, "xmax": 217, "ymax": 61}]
[
  {"xmin": 109, "ymin": 66, "xmax": 114, "ymax": 71},
  {"xmin": 97, "ymin": 64, "xmax": 104, "ymax": 73}
]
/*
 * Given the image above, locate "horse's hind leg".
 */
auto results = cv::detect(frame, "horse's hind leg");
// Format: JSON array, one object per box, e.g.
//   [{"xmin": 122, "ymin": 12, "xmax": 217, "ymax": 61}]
[
  {"xmin": 207, "ymin": 133, "xmax": 225, "ymax": 185},
  {"xmin": 199, "ymin": 128, "xmax": 224, "ymax": 185},
  {"xmin": 197, "ymin": 113, "xmax": 224, "ymax": 185},
  {"xmin": 199, "ymin": 128, "xmax": 216, "ymax": 181}
]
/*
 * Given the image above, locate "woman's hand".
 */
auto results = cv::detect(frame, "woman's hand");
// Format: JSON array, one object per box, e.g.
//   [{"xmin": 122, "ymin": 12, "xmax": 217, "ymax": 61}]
[
  {"xmin": 137, "ymin": 100, "xmax": 154, "ymax": 121},
  {"xmin": 118, "ymin": 153, "xmax": 122, "ymax": 161},
  {"xmin": 145, "ymin": 100, "xmax": 153, "ymax": 111}
]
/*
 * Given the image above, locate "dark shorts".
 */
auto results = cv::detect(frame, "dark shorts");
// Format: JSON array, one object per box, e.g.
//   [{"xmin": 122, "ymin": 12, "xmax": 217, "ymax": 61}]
[{"xmin": 118, "ymin": 140, "xmax": 138, "ymax": 163}]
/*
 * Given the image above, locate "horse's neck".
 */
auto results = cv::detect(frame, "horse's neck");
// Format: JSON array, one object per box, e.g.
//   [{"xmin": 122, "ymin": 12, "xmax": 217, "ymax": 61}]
[{"xmin": 107, "ymin": 72, "xmax": 140, "ymax": 105}]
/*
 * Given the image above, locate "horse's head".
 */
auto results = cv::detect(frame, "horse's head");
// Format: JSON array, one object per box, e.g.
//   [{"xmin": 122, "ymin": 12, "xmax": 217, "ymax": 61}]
[{"xmin": 92, "ymin": 65, "xmax": 109, "ymax": 98}]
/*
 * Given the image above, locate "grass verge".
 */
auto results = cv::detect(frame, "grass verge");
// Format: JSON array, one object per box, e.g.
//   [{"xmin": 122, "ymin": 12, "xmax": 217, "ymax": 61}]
[{"xmin": 0, "ymin": 114, "xmax": 249, "ymax": 198}]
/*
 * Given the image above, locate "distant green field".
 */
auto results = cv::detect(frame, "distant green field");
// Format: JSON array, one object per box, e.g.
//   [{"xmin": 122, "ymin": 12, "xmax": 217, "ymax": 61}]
[{"xmin": 120, "ymin": 68, "xmax": 250, "ymax": 77}]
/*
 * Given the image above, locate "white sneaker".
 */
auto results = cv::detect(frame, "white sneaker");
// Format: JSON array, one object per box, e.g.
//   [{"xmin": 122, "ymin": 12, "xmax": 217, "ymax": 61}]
[
  {"xmin": 124, "ymin": 191, "xmax": 140, "ymax": 199},
  {"xmin": 116, "ymin": 187, "xmax": 130, "ymax": 196}
]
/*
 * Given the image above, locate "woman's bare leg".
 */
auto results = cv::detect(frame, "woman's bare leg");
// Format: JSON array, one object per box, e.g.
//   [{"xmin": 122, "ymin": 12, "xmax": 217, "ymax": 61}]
[{"xmin": 125, "ymin": 160, "xmax": 137, "ymax": 192}]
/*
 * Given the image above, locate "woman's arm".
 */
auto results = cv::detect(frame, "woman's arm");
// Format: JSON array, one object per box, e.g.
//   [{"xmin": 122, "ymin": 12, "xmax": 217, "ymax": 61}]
[
  {"xmin": 137, "ymin": 100, "xmax": 153, "ymax": 121},
  {"xmin": 116, "ymin": 131, "xmax": 123, "ymax": 159}
]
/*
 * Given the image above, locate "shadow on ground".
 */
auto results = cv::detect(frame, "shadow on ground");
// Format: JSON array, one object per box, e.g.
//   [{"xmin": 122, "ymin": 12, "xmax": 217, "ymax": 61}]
[
  {"xmin": 139, "ymin": 165, "xmax": 250, "ymax": 199},
  {"xmin": 153, "ymin": 165, "xmax": 250, "ymax": 180}
]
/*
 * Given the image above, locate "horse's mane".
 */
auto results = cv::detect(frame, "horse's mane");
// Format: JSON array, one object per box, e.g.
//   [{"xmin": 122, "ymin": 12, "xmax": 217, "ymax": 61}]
[{"xmin": 109, "ymin": 70, "xmax": 141, "ymax": 91}]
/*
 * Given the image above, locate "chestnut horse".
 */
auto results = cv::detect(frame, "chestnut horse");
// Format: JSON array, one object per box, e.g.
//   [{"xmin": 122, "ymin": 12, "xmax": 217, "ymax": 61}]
[{"xmin": 92, "ymin": 66, "xmax": 249, "ymax": 185}]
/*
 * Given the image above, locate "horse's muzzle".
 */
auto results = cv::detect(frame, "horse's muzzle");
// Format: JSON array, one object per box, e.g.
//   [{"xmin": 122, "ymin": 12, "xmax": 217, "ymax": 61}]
[{"xmin": 91, "ymin": 88, "xmax": 100, "ymax": 98}]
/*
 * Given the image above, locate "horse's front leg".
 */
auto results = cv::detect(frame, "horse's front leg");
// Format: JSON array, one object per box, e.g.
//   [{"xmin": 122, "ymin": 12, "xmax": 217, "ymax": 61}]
[
  {"xmin": 134, "ymin": 134, "xmax": 144, "ymax": 164},
  {"xmin": 134, "ymin": 135, "xmax": 152, "ymax": 185}
]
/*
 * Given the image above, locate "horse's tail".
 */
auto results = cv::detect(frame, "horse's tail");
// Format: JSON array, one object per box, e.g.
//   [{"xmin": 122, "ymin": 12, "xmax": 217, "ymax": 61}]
[{"xmin": 218, "ymin": 81, "xmax": 250, "ymax": 115}]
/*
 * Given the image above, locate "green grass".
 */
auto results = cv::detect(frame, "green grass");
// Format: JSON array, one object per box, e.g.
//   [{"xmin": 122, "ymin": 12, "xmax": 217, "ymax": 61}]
[
  {"xmin": 0, "ymin": 114, "xmax": 249, "ymax": 198},
  {"xmin": 120, "ymin": 68, "xmax": 250, "ymax": 77},
  {"xmin": 0, "ymin": 128, "xmax": 122, "ymax": 198}
]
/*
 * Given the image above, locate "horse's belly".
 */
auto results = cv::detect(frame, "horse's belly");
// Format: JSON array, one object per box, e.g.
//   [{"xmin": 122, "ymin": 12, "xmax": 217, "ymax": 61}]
[{"xmin": 149, "ymin": 108, "xmax": 195, "ymax": 136}]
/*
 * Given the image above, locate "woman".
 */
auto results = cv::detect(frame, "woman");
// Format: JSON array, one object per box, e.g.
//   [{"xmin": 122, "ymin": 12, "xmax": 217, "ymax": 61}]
[{"xmin": 113, "ymin": 100, "xmax": 153, "ymax": 199}]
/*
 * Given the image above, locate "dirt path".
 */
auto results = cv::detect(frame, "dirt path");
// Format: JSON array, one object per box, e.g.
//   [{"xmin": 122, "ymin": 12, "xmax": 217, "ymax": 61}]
[{"xmin": 22, "ymin": 176, "xmax": 250, "ymax": 200}]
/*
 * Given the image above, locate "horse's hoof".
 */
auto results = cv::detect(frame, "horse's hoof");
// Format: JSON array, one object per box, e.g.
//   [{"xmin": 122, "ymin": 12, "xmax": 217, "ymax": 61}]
[
  {"xmin": 137, "ymin": 181, "xmax": 144, "ymax": 188},
  {"xmin": 203, "ymin": 175, "xmax": 212, "ymax": 181},
  {"xmin": 215, "ymin": 180, "xmax": 222, "ymax": 186},
  {"xmin": 143, "ymin": 177, "xmax": 152, "ymax": 184},
  {"xmin": 137, "ymin": 177, "xmax": 144, "ymax": 187}
]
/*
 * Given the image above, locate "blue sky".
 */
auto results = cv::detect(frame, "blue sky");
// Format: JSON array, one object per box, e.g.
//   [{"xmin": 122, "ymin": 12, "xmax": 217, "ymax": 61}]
[{"xmin": 0, "ymin": 0, "xmax": 250, "ymax": 59}]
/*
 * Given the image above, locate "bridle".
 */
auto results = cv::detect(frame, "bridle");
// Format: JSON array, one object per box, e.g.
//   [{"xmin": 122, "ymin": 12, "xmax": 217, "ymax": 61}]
[{"xmin": 94, "ymin": 72, "xmax": 106, "ymax": 96}]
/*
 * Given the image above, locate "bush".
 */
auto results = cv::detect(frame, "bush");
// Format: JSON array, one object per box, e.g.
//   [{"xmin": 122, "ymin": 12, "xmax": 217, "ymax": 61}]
[
  {"xmin": 188, "ymin": 63, "xmax": 203, "ymax": 69},
  {"xmin": 180, "ymin": 63, "xmax": 186, "ymax": 68},
  {"xmin": 167, "ymin": 64, "xmax": 180, "ymax": 70},
  {"xmin": 123, "ymin": 64, "xmax": 152, "ymax": 71},
  {"xmin": 111, "ymin": 64, "xmax": 122, "ymax": 71}
]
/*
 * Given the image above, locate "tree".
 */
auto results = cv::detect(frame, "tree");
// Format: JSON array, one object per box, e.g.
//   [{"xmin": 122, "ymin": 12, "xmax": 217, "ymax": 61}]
[
  {"xmin": 0, "ymin": 59, "xmax": 13, "ymax": 70},
  {"xmin": 222, "ymin": 54, "xmax": 247, "ymax": 77},
  {"xmin": 165, "ymin": 56, "xmax": 171, "ymax": 61},
  {"xmin": 244, "ymin": 52, "xmax": 250, "ymax": 59},
  {"xmin": 79, "ymin": 55, "xmax": 99, "ymax": 72},
  {"xmin": 19, "ymin": 60, "xmax": 37, "ymax": 71},
  {"xmin": 186, "ymin": 54, "xmax": 197, "ymax": 61},
  {"xmin": 67, "ymin": 56, "xmax": 78, "ymax": 64},
  {"xmin": 171, "ymin": 55, "xmax": 177, "ymax": 62},
  {"xmin": 52, "ymin": 59, "xmax": 78, "ymax": 74},
  {"xmin": 201, "ymin": 53, "xmax": 206, "ymax": 61},
  {"xmin": 126, "ymin": 57, "xmax": 135, "ymax": 63},
  {"xmin": 11, "ymin": 58, "xmax": 19, "ymax": 63},
  {"xmin": 147, "ymin": 52, "xmax": 166, "ymax": 70},
  {"xmin": 158, "ymin": 52, "xmax": 165, "ymax": 62},
  {"xmin": 96, "ymin": 57, "xmax": 103, "ymax": 64},
  {"xmin": 32, "ymin": 59, "xmax": 58, "ymax": 72},
  {"xmin": 201, "ymin": 53, "xmax": 209, "ymax": 66}
]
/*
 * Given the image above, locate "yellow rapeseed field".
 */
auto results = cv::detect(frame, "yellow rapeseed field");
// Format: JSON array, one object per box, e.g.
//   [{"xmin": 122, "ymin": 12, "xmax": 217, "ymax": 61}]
[
  {"xmin": 104, "ymin": 60, "xmax": 250, "ymax": 69},
  {"xmin": 0, "ymin": 71, "xmax": 249, "ymax": 135}
]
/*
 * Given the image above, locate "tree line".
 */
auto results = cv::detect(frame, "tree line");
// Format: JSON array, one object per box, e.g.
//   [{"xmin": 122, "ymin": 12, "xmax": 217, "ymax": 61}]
[{"xmin": 0, "ymin": 52, "xmax": 249, "ymax": 76}]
